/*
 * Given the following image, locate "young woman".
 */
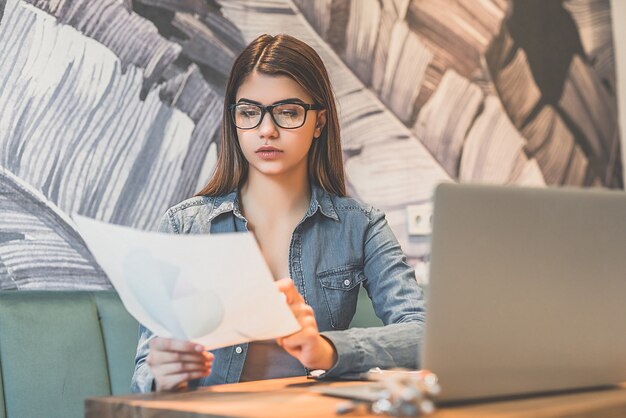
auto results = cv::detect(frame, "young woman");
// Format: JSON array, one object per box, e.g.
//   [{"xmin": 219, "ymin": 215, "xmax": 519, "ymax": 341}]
[{"xmin": 132, "ymin": 34, "xmax": 425, "ymax": 392}]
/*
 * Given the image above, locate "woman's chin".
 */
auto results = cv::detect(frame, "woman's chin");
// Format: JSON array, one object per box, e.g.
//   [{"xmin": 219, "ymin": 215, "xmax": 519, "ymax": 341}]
[
  {"xmin": 247, "ymin": 156, "xmax": 308, "ymax": 179},
  {"xmin": 249, "ymin": 162, "xmax": 289, "ymax": 177}
]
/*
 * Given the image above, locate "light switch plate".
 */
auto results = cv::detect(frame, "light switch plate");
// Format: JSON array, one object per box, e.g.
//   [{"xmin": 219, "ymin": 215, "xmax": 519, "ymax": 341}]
[{"xmin": 406, "ymin": 203, "xmax": 433, "ymax": 236}]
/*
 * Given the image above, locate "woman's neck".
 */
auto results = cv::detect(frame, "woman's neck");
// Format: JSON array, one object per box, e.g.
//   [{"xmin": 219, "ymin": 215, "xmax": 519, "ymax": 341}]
[{"xmin": 240, "ymin": 170, "xmax": 311, "ymax": 224}]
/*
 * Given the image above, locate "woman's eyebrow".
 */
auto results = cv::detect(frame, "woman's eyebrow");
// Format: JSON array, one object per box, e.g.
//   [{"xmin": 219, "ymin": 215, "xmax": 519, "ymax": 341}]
[
  {"xmin": 237, "ymin": 98, "xmax": 262, "ymax": 105},
  {"xmin": 274, "ymin": 98, "xmax": 305, "ymax": 104},
  {"xmin": 237, "ymin": 97, "xmax": 305, "ymax": 105}
]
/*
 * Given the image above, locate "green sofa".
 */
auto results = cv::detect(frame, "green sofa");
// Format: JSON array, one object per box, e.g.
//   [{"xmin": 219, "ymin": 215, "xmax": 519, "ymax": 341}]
[
  {"xmin": 0, "ymin": 287, "xmax": 381, "ymax": 418},
  {"xmin": 0, "ymin": 291, "xmax": 139, "ymax": 418}
]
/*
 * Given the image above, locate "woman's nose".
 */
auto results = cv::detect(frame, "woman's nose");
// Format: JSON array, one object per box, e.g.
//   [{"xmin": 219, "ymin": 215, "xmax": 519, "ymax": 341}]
[{"xmin": 258, "ymin": 112, "xmax": 279, "ymax": 138}]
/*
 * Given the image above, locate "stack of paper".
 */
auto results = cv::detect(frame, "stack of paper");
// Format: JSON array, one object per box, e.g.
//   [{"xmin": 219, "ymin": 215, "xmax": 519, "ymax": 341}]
[{"xmin": 73, "ymin": 214, "xmax": 300, "ymax": 349}]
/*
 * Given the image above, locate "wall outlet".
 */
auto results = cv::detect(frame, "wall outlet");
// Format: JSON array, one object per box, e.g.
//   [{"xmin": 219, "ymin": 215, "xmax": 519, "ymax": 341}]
[{"xmin": 406, "ymin": 203, "xmax": 433, "ymax": 236}]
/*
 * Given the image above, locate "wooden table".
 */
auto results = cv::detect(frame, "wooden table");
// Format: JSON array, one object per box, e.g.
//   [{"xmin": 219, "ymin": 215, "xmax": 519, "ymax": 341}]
[{"xmin": 86, "ymin": 377, "xmax": 626, "ymax": 418}]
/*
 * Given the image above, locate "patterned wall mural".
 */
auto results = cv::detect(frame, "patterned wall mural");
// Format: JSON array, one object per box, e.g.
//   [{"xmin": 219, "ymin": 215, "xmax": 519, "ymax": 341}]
[{"xmin": 0, "ymin": 0, "xmax": 621, "ymax": 290}]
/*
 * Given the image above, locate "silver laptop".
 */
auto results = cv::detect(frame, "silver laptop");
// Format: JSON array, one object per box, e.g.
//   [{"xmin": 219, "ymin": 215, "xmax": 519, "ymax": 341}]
[{"xmin": 422, "ymin": 183, "xmax": 626, "ymax": 402}]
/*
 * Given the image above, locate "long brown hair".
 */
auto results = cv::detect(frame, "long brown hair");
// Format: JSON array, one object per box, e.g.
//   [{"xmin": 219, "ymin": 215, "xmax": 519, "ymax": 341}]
[{"xmin": 195, "ymin": 34, "xmax": 346, "ymax": 197}]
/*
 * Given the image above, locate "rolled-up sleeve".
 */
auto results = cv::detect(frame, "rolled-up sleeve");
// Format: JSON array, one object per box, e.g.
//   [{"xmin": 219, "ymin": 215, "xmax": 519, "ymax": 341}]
[
  {"xmin": 320, "ymin": 207, "xmax": 426, "ymax": 378},
  {"xmin": 131, "ymin": 324, "xmax": 157, "ymax": 392}
]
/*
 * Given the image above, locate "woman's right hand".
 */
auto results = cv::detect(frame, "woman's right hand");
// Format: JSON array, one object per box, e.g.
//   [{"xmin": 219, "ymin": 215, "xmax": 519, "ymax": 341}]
[{"xmin": 147, "ymin": 337, "xmax": 214, "ymax": 391}]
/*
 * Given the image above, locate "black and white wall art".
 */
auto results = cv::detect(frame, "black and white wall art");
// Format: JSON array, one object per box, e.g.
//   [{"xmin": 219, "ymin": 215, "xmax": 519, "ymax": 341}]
[{"xmin": 0, "ymin": 0, "xmax": 622, "ymax": 289}]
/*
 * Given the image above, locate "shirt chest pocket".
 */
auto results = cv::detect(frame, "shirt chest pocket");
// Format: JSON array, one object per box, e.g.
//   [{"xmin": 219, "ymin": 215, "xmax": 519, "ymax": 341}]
[{"xmin": 317, "ymin": 265, "xmax": 365, "ymax": 330}]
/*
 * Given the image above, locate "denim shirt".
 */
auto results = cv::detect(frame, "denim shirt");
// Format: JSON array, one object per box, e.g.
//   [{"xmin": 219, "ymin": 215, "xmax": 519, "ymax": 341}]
[{"xmin": 132, "ymin": 184, "xmax": 426, "ymax": 392}]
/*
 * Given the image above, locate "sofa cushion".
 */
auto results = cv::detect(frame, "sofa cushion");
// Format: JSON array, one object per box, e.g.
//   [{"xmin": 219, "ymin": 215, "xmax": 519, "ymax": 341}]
[
  {"xmin": 0, "ymin": 357, "xmax": 5, "ymax": 418},
  {"xmin": 0, "ymin": 291, "xmax": 138, "ymax": 418},
  {"xmin": 94, "ymin": 292, "xmax": 139, "ymax": 395}
]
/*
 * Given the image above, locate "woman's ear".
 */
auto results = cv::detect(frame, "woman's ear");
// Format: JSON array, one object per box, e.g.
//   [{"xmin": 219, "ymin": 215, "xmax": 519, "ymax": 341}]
[{"xmin": 314, "ymin": 109, "xmax": 327, "ymax": 139}]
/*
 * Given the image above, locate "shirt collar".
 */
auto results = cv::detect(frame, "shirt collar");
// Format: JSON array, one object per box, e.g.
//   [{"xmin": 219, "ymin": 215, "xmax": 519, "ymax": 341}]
[
  {"xmin": 207, "ymin": 184, "xmax": 340, "ymax": 223},
  {"xmin": 209, "ymin": 190, "xmax": 240, "ymax": 222},
  {"xmin": 307, "ymin": 183, "xmax": 339, "ymax": 221}
]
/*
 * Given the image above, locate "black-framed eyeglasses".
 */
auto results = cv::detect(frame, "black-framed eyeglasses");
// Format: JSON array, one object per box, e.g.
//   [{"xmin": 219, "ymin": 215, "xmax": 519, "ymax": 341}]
[{"xmin": 229, "ymin": 101, "xmax": 324, "ymax": 130}]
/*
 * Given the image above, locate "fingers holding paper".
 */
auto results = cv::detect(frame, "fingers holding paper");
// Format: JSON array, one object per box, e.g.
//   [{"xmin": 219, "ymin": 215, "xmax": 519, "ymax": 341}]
[
  {"xmin": 275, "ymin": 278, "xmax": 338, "ymax": 371},
  {"xmin": 147, "ymin": 337, "xmax": 214, "ymax": 391},
  {"xmin": 275, "ymin": 277, "xmax": 304, "ymax": 305}
]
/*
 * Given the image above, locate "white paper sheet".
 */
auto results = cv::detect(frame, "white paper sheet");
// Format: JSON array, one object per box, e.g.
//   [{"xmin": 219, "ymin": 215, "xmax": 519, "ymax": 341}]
[{"xmin": 72, "ymin": 214, "xmax": 300, "ymax": 349}]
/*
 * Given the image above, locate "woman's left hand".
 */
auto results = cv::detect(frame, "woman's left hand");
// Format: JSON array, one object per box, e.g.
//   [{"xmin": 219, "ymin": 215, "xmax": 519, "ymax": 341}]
[{"xmin": 275, "ymin": 278, "xmax": 338, "ymax": 370}]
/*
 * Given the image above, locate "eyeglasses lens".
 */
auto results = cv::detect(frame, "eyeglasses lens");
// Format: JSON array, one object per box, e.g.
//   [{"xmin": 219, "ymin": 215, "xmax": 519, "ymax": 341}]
[{"xmin": 233, "ymin": 103, "xmax": 306, "ymax": 129}]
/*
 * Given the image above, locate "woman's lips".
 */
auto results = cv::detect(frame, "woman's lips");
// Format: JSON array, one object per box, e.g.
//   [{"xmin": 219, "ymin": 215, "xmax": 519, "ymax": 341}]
[{"xmin": 255, "ymin": 148, "xmax": 283, "ymax": 160}]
